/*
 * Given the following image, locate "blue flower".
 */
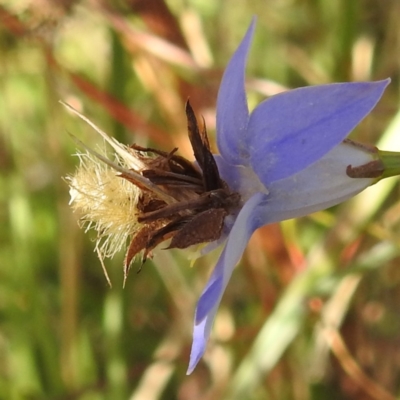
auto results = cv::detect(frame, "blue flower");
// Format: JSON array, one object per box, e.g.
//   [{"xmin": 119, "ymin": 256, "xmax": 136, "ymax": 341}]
[{"xmin": 187, "ymin": 18, "xmax": 389, "ymax": 374}]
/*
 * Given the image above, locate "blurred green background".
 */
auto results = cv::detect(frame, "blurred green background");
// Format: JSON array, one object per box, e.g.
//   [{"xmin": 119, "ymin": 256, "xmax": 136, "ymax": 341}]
[{"xmin": 1, "ymin": 0, "xmax": 400, "ymax": 399}]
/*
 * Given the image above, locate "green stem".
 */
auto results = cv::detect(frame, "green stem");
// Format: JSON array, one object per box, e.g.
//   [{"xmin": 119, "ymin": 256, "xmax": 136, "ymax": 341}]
[{"xmin": 378, "ymin": 150, "xmax": 400, "ymax": 179}]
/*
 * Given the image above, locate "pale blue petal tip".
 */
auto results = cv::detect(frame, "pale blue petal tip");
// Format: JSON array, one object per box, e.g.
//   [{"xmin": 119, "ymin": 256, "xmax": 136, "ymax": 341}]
[
  {"xmin": 195, "ymin": 277, "xmax": 223, "ymax": 324},
  {"xmin": 187, "ymin": 193, "xmax": 270, "ymax": 373},
  {"xmin": 216, "ymin": 19, "xmax": 255, "ymax": 165}
]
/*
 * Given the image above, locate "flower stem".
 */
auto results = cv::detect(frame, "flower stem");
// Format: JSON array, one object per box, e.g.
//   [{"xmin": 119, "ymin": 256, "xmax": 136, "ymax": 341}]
[{"xmin": 378, "ymin": 150, "xmax": 400, "ymax": 179}]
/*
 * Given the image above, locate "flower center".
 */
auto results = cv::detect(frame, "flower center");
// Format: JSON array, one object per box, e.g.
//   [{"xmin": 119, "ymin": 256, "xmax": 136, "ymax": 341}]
[{"xmin": 121, "ymin": 101, "xmax": 240, "ymax": 272}]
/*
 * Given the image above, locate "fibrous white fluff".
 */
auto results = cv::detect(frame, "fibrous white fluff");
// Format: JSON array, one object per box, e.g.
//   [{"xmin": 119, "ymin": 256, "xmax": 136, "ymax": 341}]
[{"xmin": 67, "ymin": 146, "xmax": 142, "ymax": 259}]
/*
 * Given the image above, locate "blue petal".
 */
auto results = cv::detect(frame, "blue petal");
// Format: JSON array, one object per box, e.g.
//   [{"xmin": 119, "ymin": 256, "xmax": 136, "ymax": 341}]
[
  {"xmin": 264, "ymin": 142, "xmax": 375, "ymax": 222},
  {"xmin": 186, "ymin": 305, "xmax": 218, "ymax": 375},
  {"xmin": 248, "ymin": 79, "xmax": 390, "ymax": 184},
  {"xmin": 187, "ymin": 192, "xmax": 269, "ymax": 374},
  {"xmin": 216, "ymin": 18, "xmax": 255, "ymax": 166}
]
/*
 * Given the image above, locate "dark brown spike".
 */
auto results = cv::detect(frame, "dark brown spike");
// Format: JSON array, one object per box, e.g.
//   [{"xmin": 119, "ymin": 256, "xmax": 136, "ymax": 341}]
[
  {"xmin": 201, "ymin": 144, "xmax": 223, "ymax": 191},
  {"xmin": 138, "ymin": 194, "xmax": 212, "ymax": 223},
  {"xmin": 140, "ymin": 218, "xmax": 189, "ymax": 267},
  {"xmin": 142, "ymin": 169, "xmax": 203, "ymax": 187},
  {"xmin": 185, "ymin": 100, "xmax": 222, "ymax": 191},
  {"xmin": 124, "ymin": 224, "xmax": 156, "ymax": 278},
  {"xmin": 146, "ymin": 218, "xmax": 187, "ymax": 250},
  {"xmin": 169, "ymin": 208, "xmax": 227, "ymax": 249},
  {"xmin": 185, "ymin": 100, "xmax": 206, "ymax": 168},
  {"xmin": 131, "ymin": 143, "xmax": 201, "ymax": 178},
  {"xmin": 167, "ymin": 155, "xmax": 201, "ymax": 178},
  {"xmin": 130, "ymin": 143, "xmax": 177, "ymax": 156}
]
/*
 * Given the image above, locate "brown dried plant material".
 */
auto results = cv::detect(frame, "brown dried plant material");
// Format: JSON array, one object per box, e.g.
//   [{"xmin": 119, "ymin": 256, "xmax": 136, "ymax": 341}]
[{"xmin": 65, "ymin": 101, "xmax": 240, "ymax": 285}]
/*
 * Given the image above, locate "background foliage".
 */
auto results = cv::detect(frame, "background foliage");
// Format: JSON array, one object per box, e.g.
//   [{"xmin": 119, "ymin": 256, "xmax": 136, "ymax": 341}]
[{"xmin": 1, "ymin": 0, "xmax": 400, "ymax": 399}]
